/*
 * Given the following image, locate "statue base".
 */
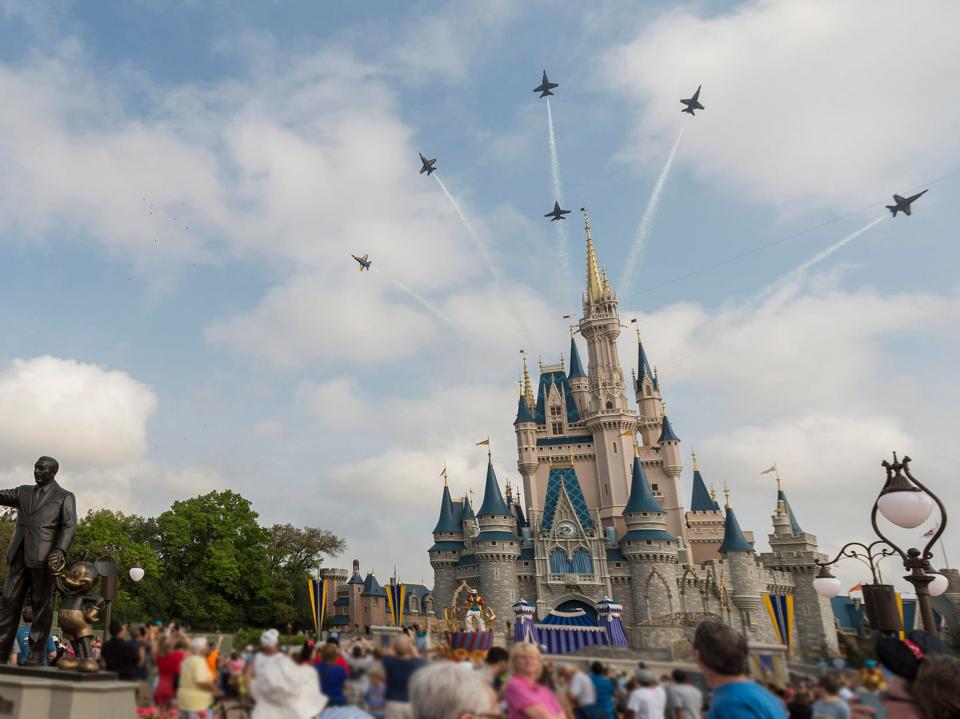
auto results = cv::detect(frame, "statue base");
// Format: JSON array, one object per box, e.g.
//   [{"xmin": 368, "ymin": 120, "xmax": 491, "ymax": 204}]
[{"xmin": 0, "ymin": 665, "xmax": 135, "ymax": 718}]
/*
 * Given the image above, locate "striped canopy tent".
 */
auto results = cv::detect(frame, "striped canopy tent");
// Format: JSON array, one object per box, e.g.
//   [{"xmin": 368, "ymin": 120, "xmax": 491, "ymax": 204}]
[
  {"xmin": 512, "ymin": 599, "xmax": 540, "ymax": 644},
  {"xmin": 535, "ymin": 605, "xmax": 608, "ymax": 655},
  {"xmin": 596, "ymin": 598, "xmax": 629, "ymax": 647}
]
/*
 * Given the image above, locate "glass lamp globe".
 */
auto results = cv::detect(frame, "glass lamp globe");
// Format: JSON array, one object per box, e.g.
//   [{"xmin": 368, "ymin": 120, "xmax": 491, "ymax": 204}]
[
  {"xmin": 877, "ymin": 490, "xmax": 934, "ymax": 529},
  {"xmin": 813, "ymin": 574, "xmax": 843, "ymax": 598},
  {"xmin": 928, "ymin": 573, "xmax": 949, "ymax": 597},
  {"xmin": 129, "ymin": 565, "xmax": 145, "ymax": 583}
]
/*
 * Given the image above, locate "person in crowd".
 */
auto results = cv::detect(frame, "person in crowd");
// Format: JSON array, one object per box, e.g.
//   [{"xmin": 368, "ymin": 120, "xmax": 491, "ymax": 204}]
[
  {"xmin": 249, "ymin": 628, "xmax": 327, "ymax": 719},
  {"xmin": 205, "ymin": 634, "xmax": 223, "ymax": 681},
  {"xmin": 559, "ymin": 663, "xmax": 599, "ymax": 719},
  {"xmin": 347, "ymin": 644, "xmax": 373, "ymax": 706},
  {"xmin": 365, "ymin": 666, "xmax": 387, "ymax": 719},
  {"xmin": 409, "ymin": 661, "xmax": 500, "ymax": 719},
  {"xmin": 589, "ymin": 662, "xmax": 616, "ymax": 719},
  {"xmin": 666, "ymin": 668, "xmax": 703, "ymax": 719},
  {"xmin": 503, "ymin": 643, "xmax": 565, "ymax": 719},
  {"xmin": 226, "ymin": 650, "xmax": 246, "ymax": 698},
  {"xmin": 100, "ymin": 620, "xmax": 144, "ymax": 680},
  {"xmin": 14, "ymin": 609, "xmax": 56, "ymax": 665},
  {"xmin": 786, "ymin": 686, "xmax": 814, "ymax": 719},
  {"xmin": 626, "ymin": 670, "xmax": 666, "ymax": 719},
  {"xmin": 381, "ymin": 635, "xmax": 424, "ymax": 719},
  {"xmin": 154, "ymin": 633, "xmax": 186, "ymax": 714},
  {"xmin": 480, "ymin": 647, "xmax": 510, "ymax": 692},
  {"xmin": 317, "ymin": 642, "xmax": 349, "ymax": 707},
  {"xmin": 132, "ymin": 625, "xmax": 154, "ymax": 708},
  {"xmin": 691, "ymin": 620, "xmax": 786, "ymax": 719},
  {"xmin": 812, "ymin": 675, "xmax": 850, "ymax": 719},
  {"xmin": 177, "ymin": 636, "xmax": 219, "ymax": 719},
  {"xmin": 875, "ymin": 630, "xmax": 960, "ymax": 719}
]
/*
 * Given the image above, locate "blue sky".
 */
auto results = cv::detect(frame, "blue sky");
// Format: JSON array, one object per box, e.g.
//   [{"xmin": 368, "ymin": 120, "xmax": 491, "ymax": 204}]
[{"xmin": 0, "ymin": 1, "xmax": 957, "ymax": 592}]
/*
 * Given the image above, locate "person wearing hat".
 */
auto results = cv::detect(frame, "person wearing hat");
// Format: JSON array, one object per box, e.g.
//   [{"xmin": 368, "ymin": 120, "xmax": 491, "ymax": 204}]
[
  {"xmin": 248, "ymin": 628, "xmax": 328, "ymax": 719},
  {"xmin": 875, "ymin": 630, "xmax": 960, "ymax": 719}
]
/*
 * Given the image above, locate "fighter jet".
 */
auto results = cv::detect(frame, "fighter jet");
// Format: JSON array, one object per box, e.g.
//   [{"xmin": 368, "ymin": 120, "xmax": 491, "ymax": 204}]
[
  {"xmin": 419, "ymin": 153, "xmax": 437, "ymax": 176},
  {"xmin": 352, "ymin": 253, "xmax": 372, "ymax": 271},
  {"xmin": 886, "ymin": 190, "xmax": 928, "ymax": 217},
  {"xmin": 544, "ymin": 201, "xmax": 571, "ymax": 221},
  {"xmin": 533, "ymin": 71, "xmax": 559, "ymax": 98},
  {"xmin": 680, "ymin": 85, "xmax": 704, "ymax": 116}
]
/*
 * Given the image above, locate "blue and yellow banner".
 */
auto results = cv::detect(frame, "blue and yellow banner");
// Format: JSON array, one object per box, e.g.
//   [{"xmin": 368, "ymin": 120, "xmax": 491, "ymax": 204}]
[
  {"xmin": 763, "ymin": 593, "xmax": 794, "ymax": 654},
  {"xmin": 308, "ymin": 579, "xmax": 327, "ymax": 633},
  {"xmin": 386, "ymin": 583, "xmax": 407, "ymax": 627}
]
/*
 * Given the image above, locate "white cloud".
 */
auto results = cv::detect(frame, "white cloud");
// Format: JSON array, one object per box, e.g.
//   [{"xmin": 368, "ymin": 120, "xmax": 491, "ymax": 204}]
[
  {"xmin": 0, "ymin": 356, "xmax": 156, "ymax": 467},
  {"xmin": 603, "ymin": 1, "xmax": 960, "ymax": 211},
  {"xmin": 296, "ymin": 377, "xmax": 370, "ymax": 429}
]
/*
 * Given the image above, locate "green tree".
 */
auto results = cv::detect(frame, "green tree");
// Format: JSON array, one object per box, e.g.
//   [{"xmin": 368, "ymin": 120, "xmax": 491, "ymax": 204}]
[
  {"xmin": 267, "ymin": 524, "xmax": 346, "ymax": 630},
  {"xmin": 70, "ymin": 509, "xmax": 165, "ymax": 623},
  {"xmin": 156, "ymin": 490, "xmax": 276, "ymax": 629}
]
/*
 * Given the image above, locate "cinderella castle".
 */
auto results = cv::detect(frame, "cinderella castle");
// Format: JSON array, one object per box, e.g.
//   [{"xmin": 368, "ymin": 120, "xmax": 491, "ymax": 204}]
[{"xmin": 429, "ymin": 214, "xmax": 841, "ymax": 665}]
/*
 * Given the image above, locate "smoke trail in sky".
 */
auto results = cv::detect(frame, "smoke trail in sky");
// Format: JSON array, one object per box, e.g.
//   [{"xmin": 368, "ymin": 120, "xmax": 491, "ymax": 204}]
[
  {"xmin": 371, "ymin": 266, "xmax": 455, "ymax": 327},
  {"xmin": 619, "ymin": 125, "xmax": 686, "ymax": 299},
  {"xmin": 546, "ymin": 98, "xmax": 573, "ymax": 292},
  {"xmin": 752, "ymin": 215, "xmax": 887, "ymax": 306},
  {"xmin": 433, "ymin": 174, "xmax": 501, "ymax": 283}
]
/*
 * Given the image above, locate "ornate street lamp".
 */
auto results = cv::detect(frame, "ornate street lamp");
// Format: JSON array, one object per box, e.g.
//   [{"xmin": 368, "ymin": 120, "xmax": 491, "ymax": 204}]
[
  {"xmin": 872, "ymin": 454, "xmax": 948, "ymax": 636},
  {"xmin": 813, "ymin": 454, "xmax": 948, "ymax": 637},
  {"xmin": 129, "ymin": 564, "xmax": 145, "ymax": 583}
]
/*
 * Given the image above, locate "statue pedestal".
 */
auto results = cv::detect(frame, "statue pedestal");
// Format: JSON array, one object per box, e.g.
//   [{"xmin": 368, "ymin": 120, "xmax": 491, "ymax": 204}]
[{"xmin": 0, "ymin": 666, "xmax": 135, "ymax": 718}]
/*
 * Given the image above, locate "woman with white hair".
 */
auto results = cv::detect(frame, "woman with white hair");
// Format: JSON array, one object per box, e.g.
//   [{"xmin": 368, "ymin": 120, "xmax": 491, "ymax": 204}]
[
  {"xmin": 176, "ymin": 635, "xmax": 219, "ymax": 719},
  {"xmin": 249, "ymin": 628, "xmax": 328, "ymax": 719},
  {"xmin": 504, "ymin": 643, "xmax": 565, "ymax": 719},
  {"xmin": 409, "ymin": 662, "xmax": 500, "ymax": 719}
]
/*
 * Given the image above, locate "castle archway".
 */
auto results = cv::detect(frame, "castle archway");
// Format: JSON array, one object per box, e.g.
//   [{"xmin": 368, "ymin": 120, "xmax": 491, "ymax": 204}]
[{"xmin": 553, "ymin": 599, "xmax": 598, "ymax": 624}]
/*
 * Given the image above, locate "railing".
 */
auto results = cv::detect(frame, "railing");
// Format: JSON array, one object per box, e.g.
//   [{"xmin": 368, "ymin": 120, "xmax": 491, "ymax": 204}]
[{"xmin": 546, "ymin": 573, "xmax": 598, "ymax": 585}]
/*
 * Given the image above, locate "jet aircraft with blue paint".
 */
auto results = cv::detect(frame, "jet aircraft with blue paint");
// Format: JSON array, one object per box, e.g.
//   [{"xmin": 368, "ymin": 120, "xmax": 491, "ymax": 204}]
[
  {"xmin": 352, "ymin": 253, "xmax": 372, "ymax": 271},
  {"xmin": 681, "ymin": 85, "xmax": 704, "ymax": 115},
  {"xmin": 886, "ymin": 190, "xmax": 927, "ymax": 217},
  {"xmin": 533, "ymin": 70, "xmax": 559, "ymax": 98},
  {"xmin": 544, "ymin": 201, "xmax": 571, "ymax": 221},
  {"xmin": 419, "ymin": 153, "xmax": 437, "ymax": 176}
]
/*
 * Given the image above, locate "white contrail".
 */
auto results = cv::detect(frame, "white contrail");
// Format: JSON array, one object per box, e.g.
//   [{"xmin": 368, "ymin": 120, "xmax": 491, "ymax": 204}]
[
  {"xmin": 433, "ymin": 174, "xmax": 501, "ymax": 283},
  {"xmin": 371, "ymin": 267, "xmax": 455, "ymax": 327},
  {"xmin": 753, "ymin": 215, "xmax": 887, "ymax": 306},
  {"xmin": 619, "ymin": 125, "xmax": 686, "ymax": 298},
  {"xmin": 546, "ymin": 98, "xmax": 573, "ymax": 292}
]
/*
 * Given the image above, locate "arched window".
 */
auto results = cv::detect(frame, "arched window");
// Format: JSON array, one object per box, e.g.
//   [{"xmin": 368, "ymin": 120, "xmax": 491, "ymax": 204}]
[
  {"xmin": 571, "ymin": 548, "xmax": 594, "ymax": 574},
  {"xmin": 409, "ymin": 595, "xmax": 419, "ymax": 613},
  {"xmin": 424, "ymin": 597, "xmax": 435, "ymax": 615},
  {"xmin": 605, "ymin": 401, "xmax": 613, "ymax": 409},
  {"xmin": 549, "ymin": 548, "xmax": 571, "ymax": 573}
]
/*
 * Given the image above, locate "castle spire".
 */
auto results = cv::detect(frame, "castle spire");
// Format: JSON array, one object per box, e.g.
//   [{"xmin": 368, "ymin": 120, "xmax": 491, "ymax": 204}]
[
  {"xmin": 719, "ymin": 487, "xmax": 753, "ymax": 553},
  {"xmin": 775, "ymin": 475, "xmax": 803, "ymax": 535},
  {"xmin": 521, "ymin": 352, "xmax": 535, "ymax": 410},
  {"xmin": 432, "ymin": 483, "xmax": 460, "ymax": 534},
  {"xmin": 690, "ymin": 450, "xmax": 719, "ymax": 512},
  {"xmin": 624, "ymin": 456, "xmax": 667, "ymax": 515},
  {"xmin": 658, "ymin": 409, "xmax": 680, "ymax": 443},
  {"xmin": 582, "ymin": 209, "xmax": 606, "ymax": 302},
  {"xmin": 568, "ymin": 335, "xmax": 586, "ymax": 379},
  {"xmin": 477, "ymin": 454, "xmax": 510, "ymax": 517}
]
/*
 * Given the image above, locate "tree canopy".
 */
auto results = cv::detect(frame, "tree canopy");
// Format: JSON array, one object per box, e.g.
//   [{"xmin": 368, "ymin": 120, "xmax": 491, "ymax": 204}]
[{"xmin": 61, "ymin": 490, "xmax": 344, "ymax": 630}]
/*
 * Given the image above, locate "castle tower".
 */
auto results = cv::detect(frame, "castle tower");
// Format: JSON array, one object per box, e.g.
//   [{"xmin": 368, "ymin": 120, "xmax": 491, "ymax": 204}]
[
  {"xmin": 578, "ymin": 213, "xmax": 638, "ymax": 528},
  {"xmin": 346, "ymin": 559, "xmax": 365, "ymax": 630},
  {"xmin": 429, "ymin": 476, "xmax": 464, "ymax": 618},
  {"xmin": 461, "ymin": 494, "xmax": 478, "ymax": 546},
  {"xmin": 474, "ymin": 451, "xmax": 520, "ymax": 633},
  {"xmin": 568, "ymin": 334, "xmax": 590, "ymax": 415},
  {"xmin": 761, "ymin": 477, "xmax": 840, "ymax": 660},
  {"xmin": 719, "ymin": 488, "xmax": 773, "ymax": 643},
  {"xmin": 685, "ymin": 450, "xmax": 728, "ymax": 564},
  {"xmin": 633, "ymin": 331, "xmax": 662, "ymax": 449},
  {"xmin": 515, "ymin": 355, "xmax": 540, "ymax": 510},
  {"xmin": 656, "ymin": 407, "xmax": 688, "ymax": 546},
  {"xmin": 620, "ymin": 451, "xmax": 679, "ymax": 647}
]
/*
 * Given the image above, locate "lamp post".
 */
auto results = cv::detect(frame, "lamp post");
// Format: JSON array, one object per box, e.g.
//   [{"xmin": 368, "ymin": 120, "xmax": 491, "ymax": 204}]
[
  {"xmin": 813, "ymin": 453, "xmax": 948, "ymax": 637},
  {"xmin": 873, "ymin": 454, "xmax": 947, "ymax": 636}
]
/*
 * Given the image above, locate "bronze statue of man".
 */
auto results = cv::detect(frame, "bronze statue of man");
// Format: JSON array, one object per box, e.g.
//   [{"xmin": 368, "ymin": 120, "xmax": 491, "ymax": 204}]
[{"xmin": 0, "ymin": 456, "xmax": 77, "ymax": 665}]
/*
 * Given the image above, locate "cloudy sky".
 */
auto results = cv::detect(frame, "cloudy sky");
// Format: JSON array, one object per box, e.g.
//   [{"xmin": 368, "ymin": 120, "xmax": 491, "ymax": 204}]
[{"xmin": 0, "ymin": 0, "xmax": 957, "ymax": 594}]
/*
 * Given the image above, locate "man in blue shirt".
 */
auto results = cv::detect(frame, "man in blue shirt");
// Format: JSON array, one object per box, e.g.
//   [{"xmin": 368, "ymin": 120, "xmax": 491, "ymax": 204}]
[
  {"xmin": 15, "ymin": 610, "xmax": 56, "ymax": 666},
  {"xmin": 692, "ymin": 620, "xmax": 786, "ymax": 719}
]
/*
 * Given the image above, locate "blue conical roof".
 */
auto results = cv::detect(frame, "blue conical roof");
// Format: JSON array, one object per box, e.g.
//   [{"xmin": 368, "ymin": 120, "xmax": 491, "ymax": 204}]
[
  {"xmin": 514, "ymin": 393, "xmax": 535, "ymax": 424},
  {"xmin": 659, "ymin": 414, "xmax": 680, "ymax": 443},
  {"xmin": 624, "ymin": 457, "xmax": 667, "ymax": 515},
  {"xmin": 432, "ymin": 484, "xmax": 461, "ymax": 534},
  {"xmin": 568, "ymin": 337, "xmax": 586, "ymax": 379},
  {"xmin": 478, "ymin": 458, "xmax": 510, "ymax": 517},
  {"xmin": 690, "ymin": 469, "xmax": 719, "ymax": 512},
  {"xmin": 638, "ymin": 340, "xmax": 656, "ymax": 386},
  {"xmin": 719, "ymin": 505, "xmax": 753, "ymax": 553},
  {"xmin": 461, "ymin": 495, "xmax": 475, "ymax": 521},
  {"xmin": 777, "ymin": 489, "xmax": 802, "ymax": 534}
]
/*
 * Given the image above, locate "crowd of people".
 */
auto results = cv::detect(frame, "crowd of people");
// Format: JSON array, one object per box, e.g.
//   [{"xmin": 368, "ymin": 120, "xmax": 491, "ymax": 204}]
[{"xmin": 13, "ymin": 614, "xmax": 960, "ymax": 719}]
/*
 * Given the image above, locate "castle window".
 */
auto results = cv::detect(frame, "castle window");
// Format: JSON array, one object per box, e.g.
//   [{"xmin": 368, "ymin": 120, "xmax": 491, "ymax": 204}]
[
  {"xmin": 550, "ymin": 405, "xmax": 562, "ymax": 417},
  {"xmin": 571, "ymin": 549, "xmax": 593, "ymax": 573},
  {"xmin": 615, "ymin": 562, "xmax": 622, "ymax": 568},
  {"xmin": 644, "ymin": 386, "xmax": 651, "ymax": 396},
  {"xmin": 552, "ymin": 422, "xmax": 563, "ymax": 435},
  {"xmin": 651, "ymin": 483, "xmax": 658, "ymax": 491},
  {"xmin": 612, "ymin": 442, "xmax": 618, "ymax": 454},
  {"xmin": 605, "ymin": 401, "xmax": 613, "ymax": 409}
]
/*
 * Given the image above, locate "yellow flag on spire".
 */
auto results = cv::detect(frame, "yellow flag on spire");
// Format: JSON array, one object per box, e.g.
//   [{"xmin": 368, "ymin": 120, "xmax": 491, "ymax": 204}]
[
  {"xmin": 475, "ymin": 438, "xmax": 490, "ymax": 446},
  {"xmin": 760, "ymin": 464, "xmax": 778, "ymax": 475}
]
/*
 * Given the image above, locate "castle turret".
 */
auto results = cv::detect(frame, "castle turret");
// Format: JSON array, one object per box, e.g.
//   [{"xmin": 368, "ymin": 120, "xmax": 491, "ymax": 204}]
[
  {"xmin": 429, "ymin": 476, "xmax": 464, "ymax": 619},
  {"xmin": 515, "ymin": 355, "xmax": 540, "ymax": 510},
  {"xmin": 474, "ymin": 451, "xmax": 520, "ymax": 635},
  {"xmin": 568, "ymin": 335, "xmax": 590, "ymax": 415},
  {"xmin": 719, "ymin": 487, "xmax": 773, "ymax": 642},
  {"xmin": 654, "ymin": 406, "xmax": 687, "ymax": 547},
  {"xmin": 685, "ymin": 450, "xmax": 728, "ymax": 564},
  {"xmin": 620, "ymin": 452, "xmax": 679, "ymax": 647},
  {"xmin": 761, "ymin": 476, "xmax": 840, "ymax": 661},
  {"xmin": 634, "ymin": 330, "xmax": 662, "ymax": 449}
]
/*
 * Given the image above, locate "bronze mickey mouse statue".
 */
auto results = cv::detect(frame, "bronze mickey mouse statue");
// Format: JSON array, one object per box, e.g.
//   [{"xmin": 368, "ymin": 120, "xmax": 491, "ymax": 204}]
[{"xmin": 53, "ymin": 555, "xmax": 116, "ymax": 672}]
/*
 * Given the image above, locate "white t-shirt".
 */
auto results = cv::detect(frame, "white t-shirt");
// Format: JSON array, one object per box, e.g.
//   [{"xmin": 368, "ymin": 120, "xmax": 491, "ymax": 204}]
[
  {"xmin": 627, "ymin": 685, "xmax": 667, "ymax": 719},
  {"xmin": 568, "ymin": 670, "xmax": 597, "ymax": 707}
]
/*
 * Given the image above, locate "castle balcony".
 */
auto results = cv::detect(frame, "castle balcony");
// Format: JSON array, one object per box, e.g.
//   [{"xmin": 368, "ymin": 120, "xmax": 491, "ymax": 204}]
[{"xmin": 547, "ymin": 573, "xmax": 600, "ymax": 586}]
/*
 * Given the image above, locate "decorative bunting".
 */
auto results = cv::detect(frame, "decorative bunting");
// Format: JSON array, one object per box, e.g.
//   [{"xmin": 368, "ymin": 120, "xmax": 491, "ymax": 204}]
[
  {"xmin": 386, "ymin": 583, "xmax": 408, "ymax": 627},
  {"xmin": 763, "ymin": 593, "xmax": 794, "ymax": 654},
  {"xmin": 308, "ymin": 578, "xmax": 327, "ymax": 634}
]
